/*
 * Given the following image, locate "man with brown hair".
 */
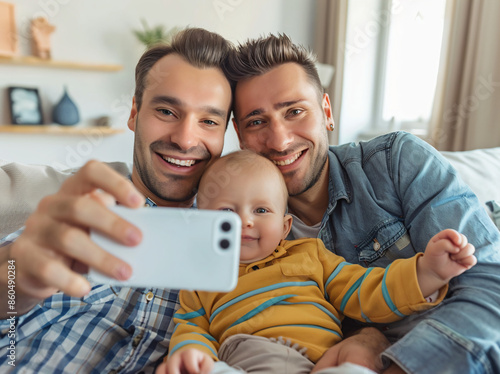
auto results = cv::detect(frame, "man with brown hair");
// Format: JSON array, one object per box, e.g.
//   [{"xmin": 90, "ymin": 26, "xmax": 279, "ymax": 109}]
[
  {"xmin": 0, "ymin": 28, "xmax": 233, "ymax": 373},
  {"xmin": 227, "ymin": 34, "xmax": 500, "ymax": 374}
]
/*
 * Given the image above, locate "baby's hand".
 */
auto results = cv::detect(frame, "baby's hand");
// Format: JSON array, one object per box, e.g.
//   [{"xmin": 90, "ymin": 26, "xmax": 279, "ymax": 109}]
[
  {"xmin": 422, "ymin": 229, "xmax": 477, "ymax": 282},
  {"xmin": 155, "ymin": 348, "xmax": 214, "ymax": 374},
  {"xmin": 417, "ymin": 229, "xmax": 476, "ymax": 298}
]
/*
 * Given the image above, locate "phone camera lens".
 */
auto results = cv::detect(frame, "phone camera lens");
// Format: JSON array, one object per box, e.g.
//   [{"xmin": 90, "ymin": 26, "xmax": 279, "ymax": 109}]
[
  {"xmin": 221, "ymin": 221, "xmax": 231, "ymax": 232},
  {"xmin": 220, "ymin": 239, "xmax": 230, "ymax": 249}
]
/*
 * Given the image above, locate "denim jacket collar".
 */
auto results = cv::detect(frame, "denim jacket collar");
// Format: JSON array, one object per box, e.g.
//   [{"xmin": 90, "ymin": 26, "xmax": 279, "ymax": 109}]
[{"xmin": 324, "ymin": 148, "xmax": 351, "ymax": 221}]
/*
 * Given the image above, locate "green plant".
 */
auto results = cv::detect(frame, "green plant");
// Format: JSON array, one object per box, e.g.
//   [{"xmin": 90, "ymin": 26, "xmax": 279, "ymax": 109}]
[{"xmin": 133, "ymin": 19, "xmax": 180, "ymax": 48}]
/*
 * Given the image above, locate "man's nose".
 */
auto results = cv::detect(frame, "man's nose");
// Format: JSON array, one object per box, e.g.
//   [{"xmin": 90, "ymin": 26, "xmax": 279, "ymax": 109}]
[
  {"xmin": 171, "ymin": 116, "xmax": 199, "ymax": 150},
  {"xmin": 265, "ymin": 119, "xmax": 293, "ymax": 152}
]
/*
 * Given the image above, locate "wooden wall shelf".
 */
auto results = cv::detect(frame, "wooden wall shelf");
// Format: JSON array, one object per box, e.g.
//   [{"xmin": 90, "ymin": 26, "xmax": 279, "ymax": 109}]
[
  {"xmin": 0, "ymin": 125, "xmax": 125, "ymax": 136},
  {"xmin": 0, "ymin": 56, "xmax": 123, "ymax": 72}
]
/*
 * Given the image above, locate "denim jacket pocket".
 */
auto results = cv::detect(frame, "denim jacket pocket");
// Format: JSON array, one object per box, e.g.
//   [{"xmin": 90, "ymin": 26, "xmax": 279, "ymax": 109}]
[{"xmin": 356, "ymin": 220, "xmax": 417, "ymax": 267}]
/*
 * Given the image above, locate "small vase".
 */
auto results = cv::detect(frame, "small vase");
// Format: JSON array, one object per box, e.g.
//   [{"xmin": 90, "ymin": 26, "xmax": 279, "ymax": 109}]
[{"xmin": 53, "ymin": 86, "xmax": 80, "ymax": 126}]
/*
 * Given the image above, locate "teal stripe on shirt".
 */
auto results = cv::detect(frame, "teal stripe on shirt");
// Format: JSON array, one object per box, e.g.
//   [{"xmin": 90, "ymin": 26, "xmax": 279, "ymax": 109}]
[
  {"xmin": 340, "ymin": 275, "xmax": 364, "ymax": 313},
  {"xmin": 172, "ymin": 321, "xmax": 206, "ymax": 342},
  {"xmin": 263, "ymin": 324, "xmax": 342, "ymax": 339},
  {"xmin": 169, "ymin": 340, "xmax": 217, "ymax": 357},
  {"xmin": 277, "ymin": 300, "xmax": 341, "ymax": 326},
  {"xmin": 173, "ymin": 328, "xmax": 217, "ymax": 343},
  {"xmin": 324, "ymin": 261, "xmax": 349, "ymax": 301},
  {"xmin": 199, "ymin": 333, "xmax": 217, "ymax": 342},
  {"xmin": 229, "ymin": 294, "xmax": 295, "ymax": 328},
  {"xmin": 172, "ymin": 321, "xmax": 198, "ymax": 334},
  {"xmin": 357, "ymin": 268, "xmax": 374, "ymax": 322},
  {"xmin": 382, "ymin": 265, "xmax": 406, "ymax": 317},
  {"xmin": 210, "ymin": 281, "xmax": 318, "ymax": 323},
  {"xmin": 174, "ymin": 307, "xmax": 206, "ymax": 320}
]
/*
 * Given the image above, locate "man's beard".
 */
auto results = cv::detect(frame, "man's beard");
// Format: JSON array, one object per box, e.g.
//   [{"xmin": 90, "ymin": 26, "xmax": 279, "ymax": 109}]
[
  {"xmin": 136, "ymin": 158, "xmax": 198, "ymax": 203},
  {"xmin": 287, "ymin": 151, "xmax": 328, "ymax": 197},
  {"xmin": 132, "ymin": 119, "xmax": 204, "ymax": 204},
  {"xmin": 264, "ymin": 138, "xmax": 328, "ymax": 197}
]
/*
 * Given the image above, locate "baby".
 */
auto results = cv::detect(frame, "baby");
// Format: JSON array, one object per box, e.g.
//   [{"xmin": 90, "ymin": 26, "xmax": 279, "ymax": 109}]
[{"xmin": 157, "ymin": 150, "xmax": 476, "ymax": 374}]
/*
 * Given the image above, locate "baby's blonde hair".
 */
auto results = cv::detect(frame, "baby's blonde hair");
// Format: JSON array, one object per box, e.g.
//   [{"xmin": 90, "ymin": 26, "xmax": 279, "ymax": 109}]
[{"xmin": 198, "ymin": 150, "xmax": 288, "ymax": 212}]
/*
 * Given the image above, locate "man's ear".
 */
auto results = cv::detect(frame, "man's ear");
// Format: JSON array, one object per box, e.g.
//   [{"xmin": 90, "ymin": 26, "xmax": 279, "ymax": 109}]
[
  {"xmin": 128, "ymin": 96, "xmax": 138, "ymax": 131},
  {"xmin": 282, "ymin": 214, "xmax": 293, "ymax": 239},
  {"xmin": 322, "ymin": 93, "xmax": 334, "ymax": 131},
  {"xmin": 232, "ymin": 118, "xmax": 244, "ymax": 149}
]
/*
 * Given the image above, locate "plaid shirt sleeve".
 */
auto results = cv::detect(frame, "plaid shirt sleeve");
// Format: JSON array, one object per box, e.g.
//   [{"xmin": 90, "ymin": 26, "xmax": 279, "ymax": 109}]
[{"xmin": 0, "ymin": 227, "xmax": 181, "ymax": 373}]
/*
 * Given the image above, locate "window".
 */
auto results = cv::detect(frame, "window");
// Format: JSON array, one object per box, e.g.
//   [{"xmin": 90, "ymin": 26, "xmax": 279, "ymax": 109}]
[{"xmin": 374, "ymin": 0, "xmax": 447, "ymax": 135}]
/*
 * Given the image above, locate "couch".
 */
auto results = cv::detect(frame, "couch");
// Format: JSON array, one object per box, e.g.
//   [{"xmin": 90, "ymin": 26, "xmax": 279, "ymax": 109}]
[
  {"xmin": 441, "ymin": 147, "xmax": 500, "ymax": 229},
  {"xmin": 1, "ymin": 147, "xmax": 500, "ymax": 238},
  {"xmin": 0, "ymin": 161, "xmax": 131, "ymax": 238}
]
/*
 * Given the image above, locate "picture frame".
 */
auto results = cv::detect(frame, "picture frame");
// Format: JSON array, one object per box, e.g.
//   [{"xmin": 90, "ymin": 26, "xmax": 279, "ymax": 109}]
[
  {"xmin": 0, "ymin": 2, "xmax": 17, "ymax": 57},
  {"xmin": 7, "ymin": 87, "xmax": 44, "ymax": 125}
]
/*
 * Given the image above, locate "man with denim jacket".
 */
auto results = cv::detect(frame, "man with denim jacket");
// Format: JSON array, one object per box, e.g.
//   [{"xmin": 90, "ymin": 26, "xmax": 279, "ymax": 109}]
[{"xmin": 227, "ymin": 34, "xmax": 500, "ymax": 373}]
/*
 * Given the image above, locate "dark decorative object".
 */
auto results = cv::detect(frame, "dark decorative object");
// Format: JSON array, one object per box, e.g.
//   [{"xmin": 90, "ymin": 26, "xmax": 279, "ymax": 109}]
[
  {"xmin": 7, "ymin": 86, "xmax": 44, "ymax": 125},
  {"xmin": 53, "ymin": 86, "xmax": 79, "ymax": 126},
  {"xmin": 95, "ymin": 115, "xmax": 111, "ymax": 127}
]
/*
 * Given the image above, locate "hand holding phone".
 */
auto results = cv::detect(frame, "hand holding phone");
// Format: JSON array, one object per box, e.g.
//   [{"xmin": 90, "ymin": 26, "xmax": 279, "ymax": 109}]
[{"xmin": 89, "ymin": 206, "xmax": 241, "ymax": 292}]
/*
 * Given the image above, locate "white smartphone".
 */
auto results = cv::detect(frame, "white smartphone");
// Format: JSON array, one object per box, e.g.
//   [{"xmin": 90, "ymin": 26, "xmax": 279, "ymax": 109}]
[{"xmin": 88, "ymin": 205, "xmax": 241, "ymax": 292}]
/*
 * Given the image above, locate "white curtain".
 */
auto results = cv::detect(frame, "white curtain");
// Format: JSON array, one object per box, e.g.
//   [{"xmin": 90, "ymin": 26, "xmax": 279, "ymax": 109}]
[
  {"xmin": 429, "ymin": 0, "xmax": 500, "ymax": 151},
  {"xmin": 314, "ymin": 0, "xmax": 348, "ymax": 146}
]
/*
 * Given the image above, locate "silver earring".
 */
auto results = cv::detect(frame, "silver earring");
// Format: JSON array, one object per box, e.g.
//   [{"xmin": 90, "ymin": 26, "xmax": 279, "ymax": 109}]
[{"xmin": 329, "ymin": 123, "xmax": 334, "ymax": 131}]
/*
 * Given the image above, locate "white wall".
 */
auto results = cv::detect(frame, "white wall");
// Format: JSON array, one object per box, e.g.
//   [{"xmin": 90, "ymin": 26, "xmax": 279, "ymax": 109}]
[{"xmin": 0, "ymin": 0, "xmax": 317, "ymax": 168}]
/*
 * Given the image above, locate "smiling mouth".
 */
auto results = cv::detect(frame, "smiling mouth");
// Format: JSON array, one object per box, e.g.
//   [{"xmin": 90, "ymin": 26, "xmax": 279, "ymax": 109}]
[
  {"xmin": 241, "ymin": 235, "xmax": 257, "ymax": 241},
  {"xmin": 160, "ymin": 155, "xmax": 198, "ymax": 167},
  {"xmin": 272, "ymin": 151, "xmax": 303, "ymax": 166}
]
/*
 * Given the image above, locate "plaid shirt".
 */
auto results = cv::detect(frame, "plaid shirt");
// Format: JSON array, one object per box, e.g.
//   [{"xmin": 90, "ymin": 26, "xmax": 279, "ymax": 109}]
[{"xmin": 0, "ymin": 198, "xmax": 181, "ymax": 373}]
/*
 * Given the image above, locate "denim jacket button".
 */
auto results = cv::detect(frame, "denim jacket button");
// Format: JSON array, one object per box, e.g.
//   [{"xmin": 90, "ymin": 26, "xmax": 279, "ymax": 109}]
[{"xmin": 373, "ymin": 239, "xmax": 381, "ymax": 251}]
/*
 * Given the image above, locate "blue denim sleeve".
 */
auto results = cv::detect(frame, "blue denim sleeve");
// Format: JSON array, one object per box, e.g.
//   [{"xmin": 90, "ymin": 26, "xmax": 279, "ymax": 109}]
[{"xmin": 381, "ymin": 133, "xmax": 500, "ymax": 373}]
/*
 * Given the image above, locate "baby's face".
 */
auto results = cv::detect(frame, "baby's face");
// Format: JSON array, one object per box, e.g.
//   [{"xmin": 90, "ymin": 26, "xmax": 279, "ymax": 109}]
[{"xmin": 198, "ymin": 166, "xmax": 289, "ymax": 263}]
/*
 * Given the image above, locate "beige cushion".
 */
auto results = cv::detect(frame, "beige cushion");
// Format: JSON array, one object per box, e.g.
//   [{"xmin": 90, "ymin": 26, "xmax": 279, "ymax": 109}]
[
  {"xmin": 441, "ymin": 147, "xmax": 500, "ymax": 204},
  {"xmin": 0, "ymin": 161, "xmax": 131, "ymax": 238},
  {"xmin": 441, "ymin": 147, "xmax": 500, "ymax": 226}
]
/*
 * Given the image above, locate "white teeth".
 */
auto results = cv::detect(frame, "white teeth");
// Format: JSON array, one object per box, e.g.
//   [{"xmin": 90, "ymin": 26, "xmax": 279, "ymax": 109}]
[
  {"xmin": 273, "ymin": 151, "xmax": 302, "ymax": 166},
  {"xmin": 163, "ymin": 156, "xmax": 196, "ymax": 167}
]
